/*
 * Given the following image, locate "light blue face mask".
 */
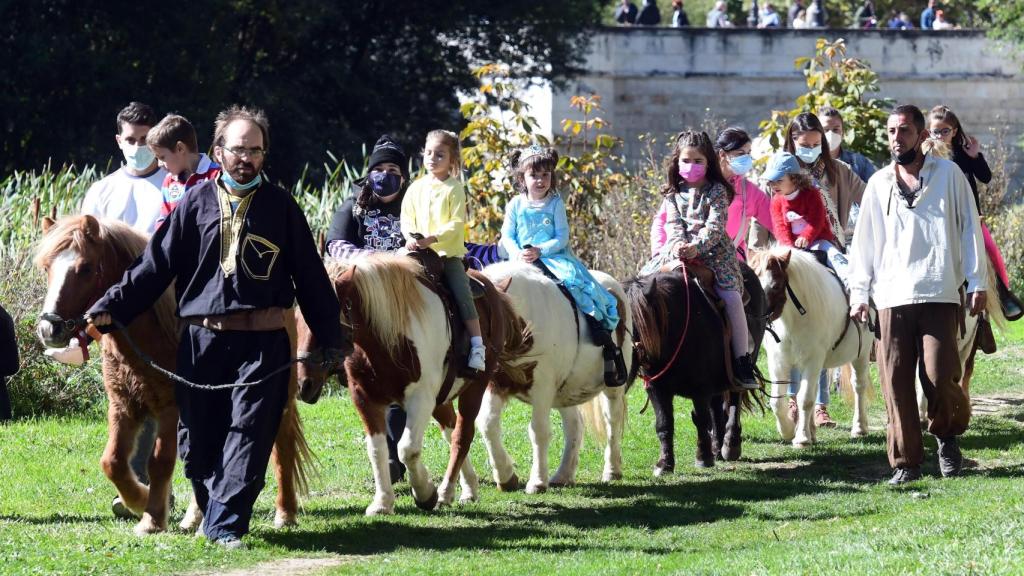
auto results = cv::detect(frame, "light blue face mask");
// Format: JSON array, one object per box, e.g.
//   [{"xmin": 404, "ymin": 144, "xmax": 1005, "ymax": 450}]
[
  {"xmin": 795, "ymin": 145, "xmax": 822, "ymax": 164},
  {"xmin": 121, "ymin": 143, "xmax": 155, "ymax": 172},
  {"xmin": 728, "ymin": 154, "xmax": 754, "ymax": 176},
  {"xmin": 221, "ymin": 170, "xmax": 262, "ymax": 192}
]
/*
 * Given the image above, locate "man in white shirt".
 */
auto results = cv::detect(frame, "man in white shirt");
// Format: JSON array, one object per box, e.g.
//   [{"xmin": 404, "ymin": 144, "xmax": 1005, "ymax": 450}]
[
  {"xmin": 56, "ymin": 101, "xmax": 166, "ymax": 517},
  {"xmin": 849, "ymin": 104, "xmax": 986, "ymax": 485},
  {"xmin": 80, "ymin": 102, "xmax": 167, "ymax": 234}
]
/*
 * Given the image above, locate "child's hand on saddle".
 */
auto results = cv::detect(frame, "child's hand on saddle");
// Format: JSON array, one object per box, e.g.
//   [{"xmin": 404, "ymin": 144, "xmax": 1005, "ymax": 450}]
[
  {"xmin": 405, "ymin": 239, "xmax": 420, "ymax": 251},
  {"xmin": 521, "ymin": 247, "xmax": 541, "ymax": 262},
  {"xmin": 794, "ymin": 236, "xmax": 809, "ymax": 249},
  {"xmin": 88, "ymin": 313, "xmax": 112, "ymax": 328}
]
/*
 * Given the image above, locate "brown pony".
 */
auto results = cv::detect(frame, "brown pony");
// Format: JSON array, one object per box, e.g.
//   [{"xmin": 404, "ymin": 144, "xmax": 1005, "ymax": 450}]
[
  {"xmin": 34, "ymin": 215, "xmax": 311, "ymax": 534},
  {"xmin": 295, "ymin": 253, "xmax": 534, "ymax": 515}
]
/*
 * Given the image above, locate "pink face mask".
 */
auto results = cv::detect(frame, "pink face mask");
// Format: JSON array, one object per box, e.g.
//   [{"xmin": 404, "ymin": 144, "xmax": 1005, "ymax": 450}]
[{"xmin": 678, "ymin": 161, "xmax": 707, "ymax": 183}]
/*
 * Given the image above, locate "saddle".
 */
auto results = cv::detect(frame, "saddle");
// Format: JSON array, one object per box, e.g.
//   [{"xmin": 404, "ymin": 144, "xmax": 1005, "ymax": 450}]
[{"xmin": 406, "ymin": 247, "xmax": 488, "ymax": 403}]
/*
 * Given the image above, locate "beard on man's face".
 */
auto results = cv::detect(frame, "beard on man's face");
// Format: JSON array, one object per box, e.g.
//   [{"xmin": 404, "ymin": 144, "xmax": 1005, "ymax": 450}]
[{"xmin": 225, "ymin": 157, "xmax": 261, "ymax": 183}]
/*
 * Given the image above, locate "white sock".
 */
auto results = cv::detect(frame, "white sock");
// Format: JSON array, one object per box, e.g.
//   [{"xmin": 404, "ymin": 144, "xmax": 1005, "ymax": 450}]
[{"xmin": 470, "ymin": 336, "xmax": 484, "ymax": 349}]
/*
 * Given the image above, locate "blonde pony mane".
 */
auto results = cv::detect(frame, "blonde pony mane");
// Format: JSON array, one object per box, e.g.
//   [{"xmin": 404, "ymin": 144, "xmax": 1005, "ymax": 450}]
[
  {"xmin": 325, "ymin": 253, "xmax": 427, "ymax": 356},
  {"xmin": 34, "ymin": 216, "xmax": 179, "ymax": 343}
]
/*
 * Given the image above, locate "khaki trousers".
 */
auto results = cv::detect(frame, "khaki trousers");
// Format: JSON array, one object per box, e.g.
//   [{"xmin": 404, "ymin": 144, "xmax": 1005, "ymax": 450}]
[{"xmin": 877, "ymin": 303, "xmax": 970, "ymax": 469}]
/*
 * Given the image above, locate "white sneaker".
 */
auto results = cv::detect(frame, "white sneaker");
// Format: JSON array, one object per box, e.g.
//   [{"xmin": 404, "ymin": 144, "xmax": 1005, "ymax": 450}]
[
  {"xmin": 44, "ymin": 338, "xmax": 85, "ymax": 366},
  {"xmin": 467, "ymin": 345, "xmax": 486, "ymax": 371}
]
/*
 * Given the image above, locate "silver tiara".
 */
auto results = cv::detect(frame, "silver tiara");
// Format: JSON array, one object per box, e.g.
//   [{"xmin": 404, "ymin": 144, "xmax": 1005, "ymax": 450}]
[{"xmin": 519, "ymin": 144, "xmax": 547, "ymax": 163}]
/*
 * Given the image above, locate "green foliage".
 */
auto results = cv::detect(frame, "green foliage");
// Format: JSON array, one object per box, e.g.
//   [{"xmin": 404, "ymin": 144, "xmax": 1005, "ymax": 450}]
[
  {"xmin": 978, "ymin": 0, "xmax": 1024, "ymax": 49},
  {"xmin": 758, "ymin": 38, "xmax": 892, "ymax": 164},
  {"xmin": 989, "ymin": 203, "xmax": 1024, "ymax": 296},
  {"xmin": 0, "ymin": 164, "xmax": 100, "ymax": 260},
  {"xmin": 0, "ymin": 0, "xmax": 606, "ymax": 183},
  {"xmin": 459, "ymin": 65, "xmax": 627, "ymax": 254}
]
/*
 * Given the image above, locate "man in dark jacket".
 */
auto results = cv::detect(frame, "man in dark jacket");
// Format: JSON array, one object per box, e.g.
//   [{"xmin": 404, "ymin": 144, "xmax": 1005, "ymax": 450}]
[
  {"xmin": 636, "ymin": 0, "xmax": 662, "ymax": 25},
  {"xmin": 89, "ymin": 105, "xmax": 344, "ymax": 549},
  {"xmin": 0, "ymin": 303, "xmax": 17, "ymax": 421},
  {"xmin": 614, "ymin": 0, "xmax": 638, "ymax": 24}
]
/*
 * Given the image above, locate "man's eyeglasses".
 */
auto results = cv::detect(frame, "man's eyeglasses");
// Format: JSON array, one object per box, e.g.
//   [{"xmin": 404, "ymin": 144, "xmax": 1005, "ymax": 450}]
[
  {"xmin": 222, "ymin": 146, "xmax": 266, "ymax": 159},
  {"xmin": 930, "ymin": 128, "xmax": 953, "ymax": 138}
]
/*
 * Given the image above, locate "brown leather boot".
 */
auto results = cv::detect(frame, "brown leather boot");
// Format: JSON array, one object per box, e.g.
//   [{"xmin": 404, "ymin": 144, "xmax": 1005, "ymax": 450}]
[{"xmin": 815, "ymin": 404, "xmax": 837, "ymax": 428}]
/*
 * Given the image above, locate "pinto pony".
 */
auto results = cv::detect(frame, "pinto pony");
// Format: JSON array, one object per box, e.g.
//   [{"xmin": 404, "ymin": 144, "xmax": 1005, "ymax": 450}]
[
  {"xmin": 34, "ymin": 215, "xmax": 311, "ymax": 534},
  {"xmin": 294, "ymin": 253, "xmax": 533, "ymax": 515},
  {"xmin": 479, "ymin": 261, "xmax": 633, "ymax": 493},
  {"xmin": 748, "ymin": 246, "xmax": 872, "ymax": 446},
  {"xmin": 624, "ymin": 263, "xmax": 767, "ymax": 474}
]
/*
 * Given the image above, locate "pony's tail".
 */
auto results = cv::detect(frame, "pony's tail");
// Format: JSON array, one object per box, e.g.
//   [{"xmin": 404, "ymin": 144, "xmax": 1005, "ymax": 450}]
[
  {"xmin": 493, "ymin": 289, "xmax": 537, "ymax": 389},
  {"xmin": 581, "ymin": 391, "xmax": 629, "ymax": 447},
  {"xmin": 280, "ymin": 401, "xmax": 316, "ymax": 497},
  {"xmin": 986, "ymin": 259, "xmax": 1007, "ymax": 331}
]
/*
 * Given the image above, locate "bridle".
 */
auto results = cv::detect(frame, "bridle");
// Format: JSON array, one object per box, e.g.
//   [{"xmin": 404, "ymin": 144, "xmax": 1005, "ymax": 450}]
[{"xmin": 637, "ymin": 266, "xmax": 692, "ymax": 389}]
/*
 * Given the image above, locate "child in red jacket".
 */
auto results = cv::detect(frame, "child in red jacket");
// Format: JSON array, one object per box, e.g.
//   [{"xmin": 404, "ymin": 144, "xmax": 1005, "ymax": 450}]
[{"xmin": 766, "ymin": 152, "xmax": 849, "ymax": 286}]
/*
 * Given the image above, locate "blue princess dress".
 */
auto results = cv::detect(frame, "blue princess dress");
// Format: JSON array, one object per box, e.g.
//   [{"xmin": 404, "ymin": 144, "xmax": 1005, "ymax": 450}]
[{"xmin": 500, "ymin": 192, "xmax": 620, "ymax": 331}]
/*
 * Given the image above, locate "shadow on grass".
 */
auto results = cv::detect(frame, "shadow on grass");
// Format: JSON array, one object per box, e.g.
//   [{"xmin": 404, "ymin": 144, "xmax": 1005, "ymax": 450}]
[{"xmin": 0, "ymin": 513, "xmax": 110, "ymax": 525}]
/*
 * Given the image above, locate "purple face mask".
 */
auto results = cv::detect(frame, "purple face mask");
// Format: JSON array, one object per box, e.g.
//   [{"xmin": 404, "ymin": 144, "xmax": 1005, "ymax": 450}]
[{"xmin": 678, "ymin": 161, "xmax": 707, "ymax": 183}]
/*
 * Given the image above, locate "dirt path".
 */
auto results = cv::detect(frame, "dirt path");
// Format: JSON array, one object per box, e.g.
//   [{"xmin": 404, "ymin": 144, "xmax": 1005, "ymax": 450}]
[{"xmin": 187, "ymin": 556, "xmax": 356, "ymax": 576}]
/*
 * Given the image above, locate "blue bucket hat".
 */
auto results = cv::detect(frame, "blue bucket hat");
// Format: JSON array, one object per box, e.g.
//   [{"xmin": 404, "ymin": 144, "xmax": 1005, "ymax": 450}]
[{"xmin": 763, "ymin": 151, "xmax": 803, "ymax": 182}]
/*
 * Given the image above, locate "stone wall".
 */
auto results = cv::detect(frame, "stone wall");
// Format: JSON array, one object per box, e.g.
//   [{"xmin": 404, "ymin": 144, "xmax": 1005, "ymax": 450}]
[{"xmin": 531, "ymin": 27, "xmax": 1023, "ymax": 182}]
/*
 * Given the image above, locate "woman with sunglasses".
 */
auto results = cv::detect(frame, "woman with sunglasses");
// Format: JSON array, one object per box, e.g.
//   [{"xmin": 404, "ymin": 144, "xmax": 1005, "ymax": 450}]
[{"xmin": 929, "ymin": 105, "xmax": 1022, "ymax": 320}]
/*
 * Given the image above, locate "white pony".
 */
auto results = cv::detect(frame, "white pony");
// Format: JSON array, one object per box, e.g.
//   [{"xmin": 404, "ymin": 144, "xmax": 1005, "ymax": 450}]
[
  {"xmin": 479, "ymin": 261, "xmax": 633, "ymax": 493},
  {"xmin": 750, "ymin": 246, "xmax": 872, "ymax": 446}
]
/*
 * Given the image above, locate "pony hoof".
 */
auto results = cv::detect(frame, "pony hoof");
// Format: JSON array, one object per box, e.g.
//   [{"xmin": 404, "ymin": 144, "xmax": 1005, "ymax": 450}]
[
  {"xmin": 722, "ymin": 444, "xmax": 742, "ymax": 462},
  {"xmin": 498, "ymin": 473, "xmax": 520, "ymax": 492},
  {"xmin": 458, "ymin": 493, "xmax": 479, "ymax": 505},
  {"xmin": 133, "ymin": 517, "xmax": 165, "ymax": 536},
  {"xmin": 653, "ymin": 465, "xmax": 674, "ymax": 477},
  {"xmin": 365, "ymin": 502, "xmax": 395, "ymax": 516},
  {"xmin": 273, "ymin": 511, "xmax": 297, "ymax": 529},
  {"xmin": 602, "ymin": 471, "xmax": 623, "ymax": 482},
  {"xmin": 415, "ymin": 489, "xmax": 439, "ymax": 511},
  {"xmin": 851, "ymin": 427, "xmax": 868, "ymax": 438},
  {"xmin": 792, "ymin": 440, "xmax": 812, "ymax": 448},
  {"xmin": 694, "ymin": 458, "xmax": 714, "ymax": 469},
  {"xmin": 525, "ymin": 482, "xmax": 547, "ymax": 495}
]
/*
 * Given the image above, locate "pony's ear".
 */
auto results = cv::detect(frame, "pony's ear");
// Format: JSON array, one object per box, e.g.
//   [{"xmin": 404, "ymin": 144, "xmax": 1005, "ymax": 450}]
[
  {"xmin": 81, "ymin": 214, "xmax": 101, "ymax": 239},
  {"xmin": 41, "ymin": 217, "xmax": 55, "ymax": 234},
  {"xmin": 778, "ymin": 250, "xmax": 792, "ymax": 269}
]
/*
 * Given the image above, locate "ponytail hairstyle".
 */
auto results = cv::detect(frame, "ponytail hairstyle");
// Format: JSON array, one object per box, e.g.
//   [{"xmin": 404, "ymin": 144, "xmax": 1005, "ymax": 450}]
[
  {"xmin": 665, "ymin": 130, "xmax": 735, "ymax": 203},
  {"xmin": 784, "ymin": 112, "xmax": 838, "ymax": 186},
  {"xmin": 928, "ymin": 105, "xmax": 971, "ymax": 153},
  {"xmin": 425, "ymin": 129, "xmax": 462, "ymax": 177},
  {"xmin": 509, "ymin": 144, "xmax": 559, "ymax": 196}
]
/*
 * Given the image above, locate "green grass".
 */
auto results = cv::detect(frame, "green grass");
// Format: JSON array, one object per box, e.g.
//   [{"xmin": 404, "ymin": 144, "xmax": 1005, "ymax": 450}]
[{"xmin": 2, "ymin": 325, "xmax": 1024, "ymax": 575}]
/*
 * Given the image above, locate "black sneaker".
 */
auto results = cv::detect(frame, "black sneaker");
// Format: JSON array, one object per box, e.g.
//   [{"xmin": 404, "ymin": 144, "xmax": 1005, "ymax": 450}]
[
  {"xmin": 888, "ymin": 466, "xmax": 922, "ymax": 485},
  {"xmin": 996, "ymin": 277, "xmax": 1023, "ymax": 321},
  {"xmin": 732, "ymin": 354, "xmax": 759, "ymax": 390},
  {"xmin": 603, "ymin": 347, "xmax": 629, "ymax": 387},
  {"xmin": 937, "ymin": 436, "xmax": 963, "ymax": 477}
]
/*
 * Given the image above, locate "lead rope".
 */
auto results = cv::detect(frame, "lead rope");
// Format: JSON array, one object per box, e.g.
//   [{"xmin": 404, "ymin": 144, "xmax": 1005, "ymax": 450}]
[{"xmin": 641, "ymin": 265, "xmax": 692, "ymax": 390}]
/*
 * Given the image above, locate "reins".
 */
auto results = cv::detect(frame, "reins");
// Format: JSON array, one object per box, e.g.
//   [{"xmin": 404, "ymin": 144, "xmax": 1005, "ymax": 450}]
[{"xmin": 42, "ymin": 313, "xmax": 334, "ymax": 391}]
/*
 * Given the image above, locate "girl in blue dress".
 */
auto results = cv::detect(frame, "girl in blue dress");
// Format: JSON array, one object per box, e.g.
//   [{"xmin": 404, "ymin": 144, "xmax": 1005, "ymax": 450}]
[{"xmin": 500, "ymin": 145, "xmax": 627, "ymax": 386}]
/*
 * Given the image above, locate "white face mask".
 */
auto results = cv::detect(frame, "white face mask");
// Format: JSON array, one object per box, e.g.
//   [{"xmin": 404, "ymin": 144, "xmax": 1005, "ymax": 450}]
[
  {"xmin": 120, "ymin": 142, "xmax": 155, "ymax": 172},
  {"xmin": 825, "ymin": 131, "xmax": 843, "ymax": 152}
]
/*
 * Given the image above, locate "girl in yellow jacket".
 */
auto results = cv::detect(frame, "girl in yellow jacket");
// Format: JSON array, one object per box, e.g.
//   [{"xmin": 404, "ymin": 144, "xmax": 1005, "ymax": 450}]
[{"xmin": 401, "ymin": 130, "xmax": 485, "ymax": 371}]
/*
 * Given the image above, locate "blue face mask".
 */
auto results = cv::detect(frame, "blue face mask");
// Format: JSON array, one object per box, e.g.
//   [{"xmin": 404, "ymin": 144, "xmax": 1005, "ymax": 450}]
[
  {"xmin": 221, "ymin": 170, "xmax": 262, "ymax": 192},
  {"xmin": 369, "ymin": 171, "xmax": 402, "ymax": 197},
  {"xmin": 795, "ymin": 145, "xmax": 822, "ymax": 164},
  {"xmin": 728, "ymin": 154, "xmax": 754, "ymax": 176},
  {"xmin": 120, "ymin": 143, "xmax": 155, "ymax": 172}
]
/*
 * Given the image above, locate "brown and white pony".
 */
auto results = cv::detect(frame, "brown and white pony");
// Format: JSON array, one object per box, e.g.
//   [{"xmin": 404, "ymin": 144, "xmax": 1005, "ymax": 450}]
[
  {"xmin": 294, "ymin": 253, "xmax": 533, "ymax": 515},
  {"xmin": 34, "ymin": 215, "xmax": 311, "ymax": 534}
]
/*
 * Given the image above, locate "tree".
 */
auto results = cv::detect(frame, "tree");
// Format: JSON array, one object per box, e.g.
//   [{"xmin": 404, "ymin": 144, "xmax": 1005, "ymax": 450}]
[
  {"xmin": 758, "ymin": 38, "xmax": 892, "ymax": 164},
  {"xmin": 0, "ymin": 0, "xmax": 606, "ymax": 182}
]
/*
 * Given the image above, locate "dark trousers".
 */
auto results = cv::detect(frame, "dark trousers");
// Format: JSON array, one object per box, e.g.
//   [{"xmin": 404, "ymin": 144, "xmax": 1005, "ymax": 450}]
[
  {"xmin": 176, "ymin": 325, "xmax": 290, "ymax": 541},
  {"xmin": 0, "ymin": 376, "xmax": 11, "ymax": 421},
  {"xmin": 878, "ymin": 303, "xmax": 970, "ymax": 469}
]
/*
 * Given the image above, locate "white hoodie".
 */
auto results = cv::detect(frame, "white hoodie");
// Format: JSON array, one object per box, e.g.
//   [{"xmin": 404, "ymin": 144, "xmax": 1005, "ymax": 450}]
[{"xmin": 848, "ymin": 154, "xmax": 985, "ymax": 310}]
